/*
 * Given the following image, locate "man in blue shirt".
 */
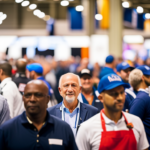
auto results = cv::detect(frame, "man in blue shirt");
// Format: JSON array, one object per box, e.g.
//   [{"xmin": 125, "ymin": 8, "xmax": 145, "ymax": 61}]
[
  {"xmin": 78, "ymin": 68, "xmax": 103, "ymax": 111},
  {"xmin": 48, "ymin": 73, "xmax": 99, "ymax": 136},
  {"xmin": 99, "ymin": 55, "xmax": 116, "ymax": 79},
  {"xmin": 26, "ymin": 63, "xmax": 53, "ymax": 97},
  {"xmin": 0, "ymin": 80, "xmax": 78, "ymax": 150},
  {"xmin": 129, "ymin": 66, "xmax": 150, "ymax": 148},
  {"xmin": 116, "ymin": 62, "xmax": 135, "ymax": 111}
]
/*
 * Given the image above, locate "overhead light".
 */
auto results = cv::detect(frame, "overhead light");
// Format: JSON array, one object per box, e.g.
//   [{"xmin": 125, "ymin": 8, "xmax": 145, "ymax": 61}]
[
  {"xmin": 0, "ymin": 12, "xmax": 3, "ymax": 17},
  {"xmin": 29, "ymin": 4, "xmax": 37, "ymax": 10},
  {"xmin": 75, "ymin": 5, "xmax": 84, "ymax": 12},
  {"xmin": 145, "ymin": 13, "xmax": 150, "ymax": 19},
  {"xmin": 95, "ymin": 14, "xmax": 103, "ymax": 20},
  {"xmin": 0, "ymin": 14, "xmax": 7, "ymax": 20},
  {"xmin": 33, "ymin": 9, "xmax": 41, "ymax": 16},
  {"xmin": 38, "ymin": 12, "xmax": 45, "ymax": 18},
  {"xmin": 21, "ymin": 1, "xmax": 30, "ymax": 7},
  {"xmin": 122, "ymin": 2, "xmax": 129, "ymax": 8},
  {"xmin": 15, "ymin": 0, "xmax": 23, "ymax": 3},
  {"xmin": 43, "ymin": 15, "xmax": 50, "ymax": 21},
  {"xmin": 136, "ymin": 6, "xmax": 143, "ymax": 14},
  {"xmin": 60, "ymin": 0, "xmax": 69, "ymax": 6},
  {"xmin": 0, "ymin": 20, "xmax": 2, "ymax": 24},
  {"xmin": 69, "ymin": 0, "xmax": 74, "ymax": 1}
]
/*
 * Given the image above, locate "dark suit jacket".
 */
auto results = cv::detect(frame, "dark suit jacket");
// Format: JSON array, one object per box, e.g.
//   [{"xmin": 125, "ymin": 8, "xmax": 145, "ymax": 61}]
[{"xmin": 47, "ymin": 102, "xmax": 99, "ymax": 126}]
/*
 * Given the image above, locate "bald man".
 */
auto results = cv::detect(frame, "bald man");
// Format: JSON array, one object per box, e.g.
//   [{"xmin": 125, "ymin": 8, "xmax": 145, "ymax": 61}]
[
  {"xmin": 0, "ymin": 80, "xmax": 78, "ymax": 150},
  {"xmin": 48, "ymin": 73, "xmax": 99, "ymax": 136}
]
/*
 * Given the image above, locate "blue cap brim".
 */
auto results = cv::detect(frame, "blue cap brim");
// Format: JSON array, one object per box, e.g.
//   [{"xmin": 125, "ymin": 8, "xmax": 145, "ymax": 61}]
[{"xmin": 100, "ymin": 82, "xmax": 130, "ymax": 93}]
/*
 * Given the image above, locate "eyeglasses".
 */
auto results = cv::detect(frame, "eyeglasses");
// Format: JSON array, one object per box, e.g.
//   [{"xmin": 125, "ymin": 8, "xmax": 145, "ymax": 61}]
[{"xmin": 24, "ymin": 93, "xmax": 49, "ymax": 99}]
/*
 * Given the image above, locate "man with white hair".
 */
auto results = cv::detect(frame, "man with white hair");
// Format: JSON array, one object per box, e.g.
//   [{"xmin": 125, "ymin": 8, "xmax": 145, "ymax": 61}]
[
  {"xmin": 47, "ymin": 73, "xmax": 99, "ymax": 136},
  {"xmin": 129, "ymin": 66, "xmax": 150, "ymax": 148}
]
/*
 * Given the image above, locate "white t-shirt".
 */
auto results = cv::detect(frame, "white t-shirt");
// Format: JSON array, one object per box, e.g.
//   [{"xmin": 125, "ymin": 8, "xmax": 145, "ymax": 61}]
[
  {"xmin": 0, "ymin": 77, "xmax": 24, "ymax": 118},
  {"xmin": 76, "ymin": 112, "xmax": 149, "ymax": 150}
]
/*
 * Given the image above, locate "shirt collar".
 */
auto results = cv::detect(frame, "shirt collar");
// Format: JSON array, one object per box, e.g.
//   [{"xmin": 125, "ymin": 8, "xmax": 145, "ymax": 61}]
[
  {"xmin": 1, "ymin": 77, "xmax": 12, "ymax": 87},
  {"xmin": 20, "ymin": 111, "xmax": 55, "ymax": 125},
  {"xmin": 102, "ymin": 112, "xmax": 125, "ymax": 125},
  {"xmin": 61, "ymin": 100, "xmax": 80, "ymax": 116}
]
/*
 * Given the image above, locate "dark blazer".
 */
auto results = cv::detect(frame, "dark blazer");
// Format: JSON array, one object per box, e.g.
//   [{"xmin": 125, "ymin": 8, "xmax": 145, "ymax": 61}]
[{"xmin": 47, "ymin": 102, "xmax": 99, "ymax": 126}]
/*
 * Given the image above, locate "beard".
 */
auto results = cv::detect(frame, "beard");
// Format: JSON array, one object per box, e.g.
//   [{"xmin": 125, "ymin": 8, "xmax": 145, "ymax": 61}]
[
  {"xmin": 65, "ymin": 95, "xmax": 75, "ymax": 103},
  {"xmin": 145, "ymin": 80, "xmax": 150, "ymax": 87}
]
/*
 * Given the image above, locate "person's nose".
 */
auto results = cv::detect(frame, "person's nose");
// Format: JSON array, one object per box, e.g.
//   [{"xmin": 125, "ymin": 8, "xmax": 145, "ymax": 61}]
[
  {"xmin": 30, "ymin": 94, "xmax": 36, "ymax": 102},
  {"xmin": 67, "ymin": 85, "xmax": 73, "ymax": 92},
  {"xmin": 117, "ymin": 93, "xmax": 124, "ymax": 101}
]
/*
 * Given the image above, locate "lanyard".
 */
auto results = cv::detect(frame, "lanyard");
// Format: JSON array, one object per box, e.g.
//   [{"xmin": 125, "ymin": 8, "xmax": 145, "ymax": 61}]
[{"xmin": 61, "ymin": 103, "xmax": 80, "ymax": 129}]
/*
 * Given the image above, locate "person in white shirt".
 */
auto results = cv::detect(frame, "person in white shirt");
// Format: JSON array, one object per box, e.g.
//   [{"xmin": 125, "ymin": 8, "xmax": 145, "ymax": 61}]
[
  {"xmin": 0, "ymin": 62, "xmax": 24, "ymax": 118},
  {"xmin": 76, "ymin": 73, "xmax": 149, "ymax": 150}
]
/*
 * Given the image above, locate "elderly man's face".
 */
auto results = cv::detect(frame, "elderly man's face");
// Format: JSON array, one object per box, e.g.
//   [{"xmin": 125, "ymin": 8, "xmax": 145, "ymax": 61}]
[
  {"xmin": 23, "ymin": 81, "xmax": 49, "ymax": 115},
  {"xmin": 99, "ymin": 86, "xmax": 125, "ymax": 112},
  {"xmin": 59, "ymin": 74, "xmax": 81, "ymax": 103}
]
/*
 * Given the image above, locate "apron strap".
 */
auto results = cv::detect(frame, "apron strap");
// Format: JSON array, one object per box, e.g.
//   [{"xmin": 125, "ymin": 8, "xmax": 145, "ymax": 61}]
[{"xmin": 100, "ymin": 109, "xmax": 129, "ymax": 132}]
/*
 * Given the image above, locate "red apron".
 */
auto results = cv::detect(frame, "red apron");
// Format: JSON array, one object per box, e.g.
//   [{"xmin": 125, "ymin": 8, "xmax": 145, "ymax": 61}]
[{"xmin": 99, "ymin": 109, "xmax": 137, "ymax": 150}]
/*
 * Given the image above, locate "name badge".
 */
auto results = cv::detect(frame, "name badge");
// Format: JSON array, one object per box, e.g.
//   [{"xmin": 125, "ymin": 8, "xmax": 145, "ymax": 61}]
[
  {"xmin": 95, "ymin": 99, "xmax": 100, "ymax": 102},
  {"xmin": 48, "ymin": 139, "xmax": 63, "ymax": 145}
]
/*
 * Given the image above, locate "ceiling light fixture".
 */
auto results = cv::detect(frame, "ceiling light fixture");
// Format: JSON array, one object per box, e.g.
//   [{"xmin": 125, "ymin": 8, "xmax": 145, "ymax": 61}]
[
  {"xmin": 145, "ymin": 13, "xmax": 150, "ymax": 19},
  {"xmin": 0, "ymin": 14, "xmax": 7, "ymax": 20},
  {"xmin": 122, "ymin": 1, "xmax": 129, "ymax": 8},
  {"xmin": 33, "ymin": 9, "xmax": 41, "ymax": 16},
  {"xmin": 136, "ymin": 6, "xmax": 143, "ymax": 14},
  {"xmin": 38, "ymin": 12, "xmax": 45, "ymax": 18},
  {"xmin": 21, "ymin": 1, "xmax": 30, "ymax": 7},
  {"xmin": 0, "ymin": 12, "xmax": 3, "ymax": 17},
  {"xmin": 95, "ymin": 14, "xmax": 103, "ymax": 20},
  {"xmin": 75, "ymin": 5, "xmax": 84, "ymax": 11},
  {"xmin": 60, "ymin": 0, "xmax": 69, "ymax": 6},
  {"xmin": 29, "ymin": 4, "xmax": 37, "ymax": 10},
  {"xmin": 15, "ymin": 0, "xmax": 23, "ymax": 3}
]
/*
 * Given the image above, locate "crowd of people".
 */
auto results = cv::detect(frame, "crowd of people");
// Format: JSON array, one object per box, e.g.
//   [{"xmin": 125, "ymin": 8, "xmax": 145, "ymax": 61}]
[{"xmin": 0, "ymin": 54, "xmax": 150, "ymax": 150}]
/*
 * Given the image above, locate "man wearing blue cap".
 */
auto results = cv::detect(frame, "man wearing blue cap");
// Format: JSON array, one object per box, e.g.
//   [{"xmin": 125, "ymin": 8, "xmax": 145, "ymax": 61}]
[
  {"xmin": 129, "ymin": 66, "xmax": 150, "ymax": 148},
  {"xmin": 26, "ymin": 63, "xmax": 53, "ymax": 98},
  {"xmin": 99, "ymin": 55, "xmax": 116, "ymax": 79},
  {"xmin": 116, "ymin": 62, "xmax": 135, "ymax": 111},
  {"xmin": 76, "ymin": 73, "xmax": 149, "ymax": 150}
]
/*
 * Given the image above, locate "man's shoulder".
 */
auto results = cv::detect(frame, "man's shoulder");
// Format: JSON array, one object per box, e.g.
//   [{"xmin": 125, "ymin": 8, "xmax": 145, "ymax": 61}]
[
  {"xmin": 81, "ymin": 102, "xmax": 99, "ymax": 112},
  {"xmin": 123, "ymin": 111, "xmax": 142, "ymax": 123},
  {"xmin": 135, "ymin": 91, "xmax": 150, "ymax": 102},
  {"xmin": 47, "ymin": 103, "xmax": 61, "ymax": 112},
  {"xmin": 0, "ymin": 113, "xmax": 22, "ymax": 130}
]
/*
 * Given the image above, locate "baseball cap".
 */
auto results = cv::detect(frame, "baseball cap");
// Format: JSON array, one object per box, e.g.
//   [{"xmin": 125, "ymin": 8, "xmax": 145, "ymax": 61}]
[
  {"xmin": 106, "ymin": 55, "xmax": 114, "ymax": 63},
  {"xmin": 79, "ymin": 68, "xmax": 92, "ymax": 78},
  {"xmin": 26, "ymin": 63, "xmax": 43, "ymax": 74},
  {"xmin": 97, "ymin": 73, "xmax": 130, "ymax": 94},
  {"xmin": 137, "ymin": 65, "xmax": 150, "ymax": 76},
  {"xmin": 116, "ymin": 62, "xmax": 134, "ymax": 72}
]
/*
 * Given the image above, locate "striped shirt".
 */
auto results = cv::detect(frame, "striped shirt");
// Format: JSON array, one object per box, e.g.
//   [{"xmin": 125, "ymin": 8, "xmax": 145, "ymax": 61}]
[{"xmin": 0, "ymin": 95, "xmax": 10, "ymax": 125}]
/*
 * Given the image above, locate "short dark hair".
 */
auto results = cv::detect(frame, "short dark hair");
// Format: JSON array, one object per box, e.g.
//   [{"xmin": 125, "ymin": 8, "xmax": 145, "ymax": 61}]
[
  {"xmin": 16, "ymin": 59, "xmax": 27, "ymax": 73},
  {"xmin": 0, "ymin": 62, "xmax": 12, "ymax": 76}
]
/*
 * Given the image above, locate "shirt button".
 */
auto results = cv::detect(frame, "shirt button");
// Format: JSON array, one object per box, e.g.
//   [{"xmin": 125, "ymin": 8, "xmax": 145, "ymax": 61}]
[
  {"xmin": 37, "ymin": 134, "xmax": 39, "ymax": 137},
  {"xmin": 37, "ymin": 140, "xmax": 39, "ymax": 143}
]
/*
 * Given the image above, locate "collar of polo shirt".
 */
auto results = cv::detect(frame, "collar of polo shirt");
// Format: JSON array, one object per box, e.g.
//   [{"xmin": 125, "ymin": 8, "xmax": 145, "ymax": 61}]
[{"xmin": 26, "ymin": 116, "xmax": 45, "ymax": 125}]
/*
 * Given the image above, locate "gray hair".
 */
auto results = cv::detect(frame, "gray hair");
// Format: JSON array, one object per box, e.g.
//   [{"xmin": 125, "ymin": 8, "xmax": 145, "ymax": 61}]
[
  {"xmin": 59, "ymin": 73, "xmax": 82, "ymax": 87},
  {"xmin": 129, "ymin": 69, "xmax": 143, "ymax": 89}
]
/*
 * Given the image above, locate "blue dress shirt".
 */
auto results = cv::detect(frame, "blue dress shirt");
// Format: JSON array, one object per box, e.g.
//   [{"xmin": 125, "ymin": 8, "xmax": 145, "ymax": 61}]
[
  {"xmin": 0, "ymin": 111, "xmax": 78, "ymax": 150},
  {"xmin": 61, "ymin": 102, "xmax": 80, "ymax": 136}
]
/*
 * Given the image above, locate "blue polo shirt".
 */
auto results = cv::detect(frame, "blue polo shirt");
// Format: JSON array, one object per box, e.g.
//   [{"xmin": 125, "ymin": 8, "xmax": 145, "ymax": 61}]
[
  {"xmin": 130, "ymin": 90, "xmax": 150, "ymax": 147},
  {"xmin": 0, "ymin": 111, "xmax": 78, "ymax": 150},
  {"xmin": 37, "ymin": 76, "xmax": 52, "ymax": 96}
]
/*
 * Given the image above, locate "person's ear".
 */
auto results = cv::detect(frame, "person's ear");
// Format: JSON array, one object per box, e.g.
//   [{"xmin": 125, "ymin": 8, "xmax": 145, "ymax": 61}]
[
  {"xmin": 97, "ymin": 93, "xmax": 104, "ymax": 103},
  {"xmin": 46, "ymin": 95, "xmax": 50, "ymax": 104},
  {"xmin": 79, "ymin": 86, "xmax": 82, "ymax": 93},
  {"xmin": 0, "ymin": 69, "xmax": 3, "ymax": 76},
  {"xmin": 116, "ymin": 71, "xmax": 121, "ymax": 76}
]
